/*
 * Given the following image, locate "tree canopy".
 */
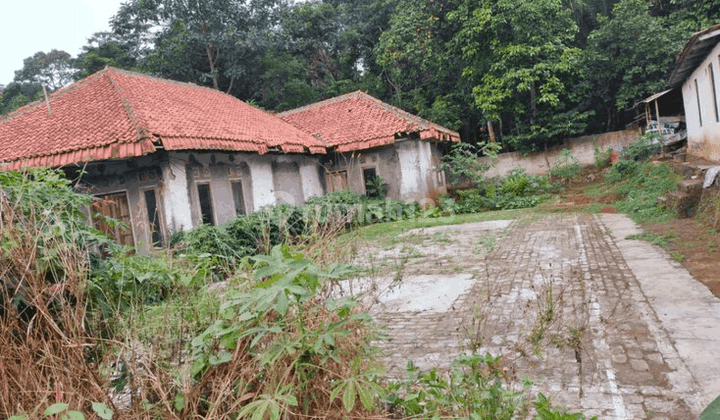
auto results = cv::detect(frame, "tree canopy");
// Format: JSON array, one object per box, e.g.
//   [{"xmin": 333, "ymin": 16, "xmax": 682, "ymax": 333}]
[{"xmin": 2, "ymin": 0, "xmax": 705, "ymax": 152}]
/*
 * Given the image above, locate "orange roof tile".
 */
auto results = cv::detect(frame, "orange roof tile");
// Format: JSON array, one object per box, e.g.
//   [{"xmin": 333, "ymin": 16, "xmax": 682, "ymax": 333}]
[
  {"xmin": 0, "ymin": 67, "xmax": 325, "ymax": 169},
  {"xmin": 278, "ymin": 91, "xmax": 460, "ymax": 152}
]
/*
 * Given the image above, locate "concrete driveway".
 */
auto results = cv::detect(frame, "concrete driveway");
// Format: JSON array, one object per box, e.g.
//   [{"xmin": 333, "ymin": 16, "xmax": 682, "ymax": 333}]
[{"xmin": 344, "ymin": 213, "xmax": 720, "ymax": 419}]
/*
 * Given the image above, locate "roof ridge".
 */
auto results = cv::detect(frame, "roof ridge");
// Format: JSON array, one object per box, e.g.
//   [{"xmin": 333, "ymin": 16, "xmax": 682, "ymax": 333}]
[
  {"xmin": 277, "ymin": 90, "xmax": 367, "ymax": 116},
  {"xmin": 279, "ymin": 90, "xmax": 459, "ymax": 137},
  {"xmin": 105, "ymin": 67, "xmax": 153, "ymax": 143},
  {"xmin": 0, "ymin": 69, "xmax": 109, "ymax": 123}
]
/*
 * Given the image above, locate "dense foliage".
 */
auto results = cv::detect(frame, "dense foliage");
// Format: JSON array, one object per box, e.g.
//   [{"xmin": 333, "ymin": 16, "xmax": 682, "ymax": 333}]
[
  {"xmin": 1, "ymin": 169, "xmax": 591, "ymax": 419},
  {"xmin": 1, "ymin": 0, "xmax": 711, "ymax": 151}
]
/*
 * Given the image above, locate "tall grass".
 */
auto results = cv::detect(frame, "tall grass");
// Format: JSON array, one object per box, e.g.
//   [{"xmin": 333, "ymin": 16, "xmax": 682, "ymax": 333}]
[{"xmin": 0, "ymin": 169, "xmax": 116, "ymax": 415}]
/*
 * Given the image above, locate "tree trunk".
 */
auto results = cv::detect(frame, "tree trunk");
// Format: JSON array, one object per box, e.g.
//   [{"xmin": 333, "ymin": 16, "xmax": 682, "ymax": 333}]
[
  {"xmin": 487, "ymin": 121, "xmax": 496, "ymax": 143},
  {"xmin": 530, "ymin": 82, "xmax": 537, "ymax": 125},
  {"xmin": 206, "ymin": 44, "xmax": 220, "ymax": 90}
]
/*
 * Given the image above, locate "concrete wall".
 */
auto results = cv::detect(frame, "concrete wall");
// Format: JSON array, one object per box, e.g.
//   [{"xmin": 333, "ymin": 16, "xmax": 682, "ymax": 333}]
[
  {"xmin": 328, "ymin": 146, "xmax": 402, "ymax": 199},
  {"xmin": 327, "ymin": 140, "xmax": 447, "ymax": 202},
  {"xmin": 482, "ymin": 127, "xmax": 643, "ymax": 178},
  {"xmin": 79, "ymin": 155, "xmax": 167, "ymax": 254},
  {"xmin": 79, "ymin": 151, "xmax": 324, "ymax": 252},
  {"xmin": 682, "ymin": 42, "xmax": 720, "ymax": 162},
  {"xmin": 396, "ymin": 139, "xmax": 447, "ymax": 203},
  {"xmin": 176, "ymin": 151, "xmax": 323, "ymax": 227}
]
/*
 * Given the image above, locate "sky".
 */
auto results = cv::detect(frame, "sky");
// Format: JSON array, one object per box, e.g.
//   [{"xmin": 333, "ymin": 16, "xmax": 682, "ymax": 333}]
[{"xmin": 0, "ymin": 0, "xmax": 127, "ymax": 87}]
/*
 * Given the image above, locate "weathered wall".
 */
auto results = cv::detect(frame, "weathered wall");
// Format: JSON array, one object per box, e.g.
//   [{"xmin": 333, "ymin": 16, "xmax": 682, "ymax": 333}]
[
  {"xmin": 482, "ymin": 127, "xmax": 643, "ymax": 178},
  {"xmin": 682, "ymin": 42, "xmax": 720, "ymax": 162},
  {"xmin": 327, "ymin": 140, "xmax": 447, "ymax": 202},
  {"xmin": 396, "ymin": 140, "xmax": 447, "ymax": 203},
  {"xmin": 79, "ymin": 155, "xmax": 167, "ymax": 254},
  {"xmin": 176, "ymin": 151, "xmax": 323, "ymax": 227},
  {"xmin": 329, "ymin": 146, "xmax": 402, "ymax": 199}
]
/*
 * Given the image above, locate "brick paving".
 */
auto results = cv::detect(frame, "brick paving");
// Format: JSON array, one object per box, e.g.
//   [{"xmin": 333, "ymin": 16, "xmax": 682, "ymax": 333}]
[{"xmin": 352, "ymin": 214, "xmax": 706, "ymax": 419}]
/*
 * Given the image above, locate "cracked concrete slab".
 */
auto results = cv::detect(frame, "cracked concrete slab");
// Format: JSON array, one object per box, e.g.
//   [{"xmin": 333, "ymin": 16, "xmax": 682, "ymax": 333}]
[{"xmin": 340, "ymin": 213, "xmax": 719, "ymax": 419}]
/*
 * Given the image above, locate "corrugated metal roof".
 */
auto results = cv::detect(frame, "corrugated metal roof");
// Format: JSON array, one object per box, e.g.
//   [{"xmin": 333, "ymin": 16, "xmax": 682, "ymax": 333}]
[
  {"xmin": 278, "ymin": 91, "xmax": 460, "ymax": 152},
  {"xmin": 641, "ymin": 89, "xmax": 675, "ymax": 104},
  {"xmin": 666, "ymin": 23, "xmax": 720, "ymax": 89},
  {"xmin": 0, "ymin": 67, "xmax": 326, "ymax": 168}
]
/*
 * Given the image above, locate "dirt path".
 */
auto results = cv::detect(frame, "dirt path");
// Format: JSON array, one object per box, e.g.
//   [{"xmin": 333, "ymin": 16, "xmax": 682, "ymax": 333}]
[{"xmin": 343, "ymin": 213, "xmax": 714, "ymax": 419}]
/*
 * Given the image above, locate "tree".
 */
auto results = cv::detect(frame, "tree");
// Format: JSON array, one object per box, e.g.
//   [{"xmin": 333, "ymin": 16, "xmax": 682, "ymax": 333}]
[
  {"xmin": 583, "ymin": 0, "xmax": 689, "ymax": 131},
  {"xmin": 0, "ymin": 82, "xmax": 43, "ymax": 115},
  {"xmin": 13, "ymin": 50, "xmax": 76, "ymax": 91},
  {"xmin": 73, "ymin": 32, "xmax": 141, "ymax": 80},
  {"xmin": 454, "ymin": 0, "xmax": 589, "ymax": 153},
  {"xmin": 111, "ymin": 0, "xmax": 285, "ymax": 97},
  {"xmin": 375, "ymin": 0, "xmax": 482, "ymax": 139}
]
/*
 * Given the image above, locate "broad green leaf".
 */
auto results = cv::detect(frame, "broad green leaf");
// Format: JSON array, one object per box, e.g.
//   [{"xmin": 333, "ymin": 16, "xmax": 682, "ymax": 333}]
[
  {"xmin": 209, "ymin": 351, "xmax": 233, "ymax": 365},
  {"xmin": 8, "ymin": 414, "xmax": 28, "ymax": 420},
  {"xmin": 91, "ymin": 402, "xmax": 114, "ymax": 420},
  {"xmin": 342, "ymin": 380, "xmax": 357, "ymax": 412},
  {"xmin": 64, "ymin": 411, "xmax": 84, "ymax": 420},
  {"xmin": 174, "ymin": 392, "xmax": 186, "ymax": 412},
  {"xmin": 701, "ymin": 394, "xmax": 720, "ymax": 420},
  {"xmin": 44, "ymin": 403, "xmax": 69, "ymax": 416}
]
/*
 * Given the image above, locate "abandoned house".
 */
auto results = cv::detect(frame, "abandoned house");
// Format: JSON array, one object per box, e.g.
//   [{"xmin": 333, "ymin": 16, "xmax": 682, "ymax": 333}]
[
  {"xmin": 0, "ymin": 67, "xmax": 458, "ymax": 252},
  {"xmin": 279, "ymin": 91, "xmax": 459, "ymax": 203},
  {"xmin": 666, "ymin": 22, "xmax": 720, "ymax": 162}
]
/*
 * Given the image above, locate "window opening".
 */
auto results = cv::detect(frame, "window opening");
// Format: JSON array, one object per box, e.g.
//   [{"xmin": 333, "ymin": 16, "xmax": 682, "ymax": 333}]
[
  {"xmin": 231, "ymin": 181, "xmax": 246, "ymax": 216},
  {"xmin": 711, "ymin": 63, "xmax": 719, "ymax": 122},
  {"xmin": 197, "ymin": 183, "xmax": 215, "ymax": 225},
  {"xmin": 93, "ymin": 192, "xmax": 134, "ymax": 247},
  {"xmin": 695, "ymin": 78, "xmax": 703, "ymax": 127},
  {"xmin": 362, "ymin": 167, "xmax": 378, "ymax": 197},
  {"xmin": 144, "ymin": 189, "xmax": 163, "ymax": 247}
]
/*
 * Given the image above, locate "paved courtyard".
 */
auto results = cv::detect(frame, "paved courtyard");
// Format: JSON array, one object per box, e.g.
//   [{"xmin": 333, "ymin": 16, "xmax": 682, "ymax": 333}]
[{"xmin": 342, "ymin": 213, "xmax": 720, "ymax": 419}]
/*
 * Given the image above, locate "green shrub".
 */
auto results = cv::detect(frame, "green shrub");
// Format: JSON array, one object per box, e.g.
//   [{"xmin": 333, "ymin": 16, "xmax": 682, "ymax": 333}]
[
  {"xmin": 605, "ymin": 159, "xmax": 641, "ymax": 182},
  {"xmin": 440, "ymin": 141, "xmax": 500, "ymax": 185},
  {"xmin": 612, "ymin": 162, "xmax": 681, "ymax": 223},
  {"xmin": 621, "ymin": 133, "xmax": 662, "ymax": 161},
  {"xmin": 550, "ymin": 149, "xmax": 582, "ymax": 181},
  {"xmin": 384, "ymin": 354, "xmax": 530, "ymax": 419},
  {"xmin": 594, "ymin": 146, "xmax": 613, "ymax": 170},
  {"xmin": 188, "ymin": 245, "xmax": 380, "ymax": 418},
  {"xmin": 365, "ymin": 175, "xmax": 388, "ymax": 198},
  {"xmin": 501, "ymin": 168, "xmax": 530, "ymax": 195}
]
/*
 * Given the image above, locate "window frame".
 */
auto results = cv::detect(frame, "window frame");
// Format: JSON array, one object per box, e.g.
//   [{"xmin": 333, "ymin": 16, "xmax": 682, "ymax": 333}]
[
  {"xmin": 141, "ymin": 187, "xmax": 164, "ymax": 248},
  {"xmin": 92, "ymin": 190, "xmax": 135, "ymax": 248},
  {"xmin": 196, "ymin": 182, "xmax": 216, "ymax": 226},
  {"xmin": 695, "ymin": 78, "xmax": 703, "ymax": 127}
]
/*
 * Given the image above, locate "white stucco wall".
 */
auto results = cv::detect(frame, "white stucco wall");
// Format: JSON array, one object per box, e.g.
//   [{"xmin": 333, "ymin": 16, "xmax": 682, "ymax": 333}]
[
  {"xmin": 161, "ymin": 156, "xmax": 193, "ymax": 232},
  {"xmin": 249, "ymin": 159, "xmax": 276, "ymax": 210},
  {"xmin": 396, "ymin": 141, "xmax": 421, "ymax": 199},
  {"xmin": 396, "ymin": 139, "xmax": 445, "ymax": 203},
  {"xmin": 682, "ymin": 41, "xmax": 720, "ymax": 161},
  {"xmin": 299, "ymin": 161, "xmax": 323, "ymax": 200}
]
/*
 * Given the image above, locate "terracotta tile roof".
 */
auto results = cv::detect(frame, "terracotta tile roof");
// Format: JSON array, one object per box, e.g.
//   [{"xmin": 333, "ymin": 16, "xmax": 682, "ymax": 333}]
[
  {"xmin": 0, "ymin": 67, "xmax": 325, "ymax": 169},
  {"xmin": 278, "ymin": 91, "xmax": 460, "ymax": 153}
]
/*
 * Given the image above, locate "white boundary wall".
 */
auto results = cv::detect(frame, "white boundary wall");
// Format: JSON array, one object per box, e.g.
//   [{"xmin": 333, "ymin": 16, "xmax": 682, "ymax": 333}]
[{"xmin": 482, "ymin": 127, "xmax": 642, "ymax": 178}]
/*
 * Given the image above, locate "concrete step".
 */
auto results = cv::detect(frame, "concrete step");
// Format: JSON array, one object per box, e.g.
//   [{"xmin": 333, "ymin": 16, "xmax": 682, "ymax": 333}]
[
  {"xmin": 678, "ymin": 178, "xmax": 704, "ymax": 195},
  {"xmin": 662, "ymin": 190, "xmax": 697, "ymax": 218}
]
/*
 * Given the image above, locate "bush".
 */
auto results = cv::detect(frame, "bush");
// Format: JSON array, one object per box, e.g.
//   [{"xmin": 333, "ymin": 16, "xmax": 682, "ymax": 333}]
[
  {"xmin": 550, "ymin": 149, "xmax": 582, "ymax": 181},
  {"xmin": 440, "ymin": 142, "xmax": 500, "ymax": 185},
  {"xmin": 186, "ymin": 245, "xmax": 381, "ymax": 418},
  {"xmin": 612, "ymin": 162, "xmax": 681, "ymax": 223},
  {"xmin": 0, "ymin": 168, "xmax": 116, "ymax": 414},
  {"xmin": 605, "ymin": 159, "xmax": 641, "ymax": 182},
  {"xmin": 365, "ymin": 175, "xmax": 388, "ymax": 198},
  {"xmin": 621, "ymin": 133, "xmax": 662, "ymax": 161},
  {"xmin": 594, "ymin": 146, "xmax": 613, "ymax": 170}
]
